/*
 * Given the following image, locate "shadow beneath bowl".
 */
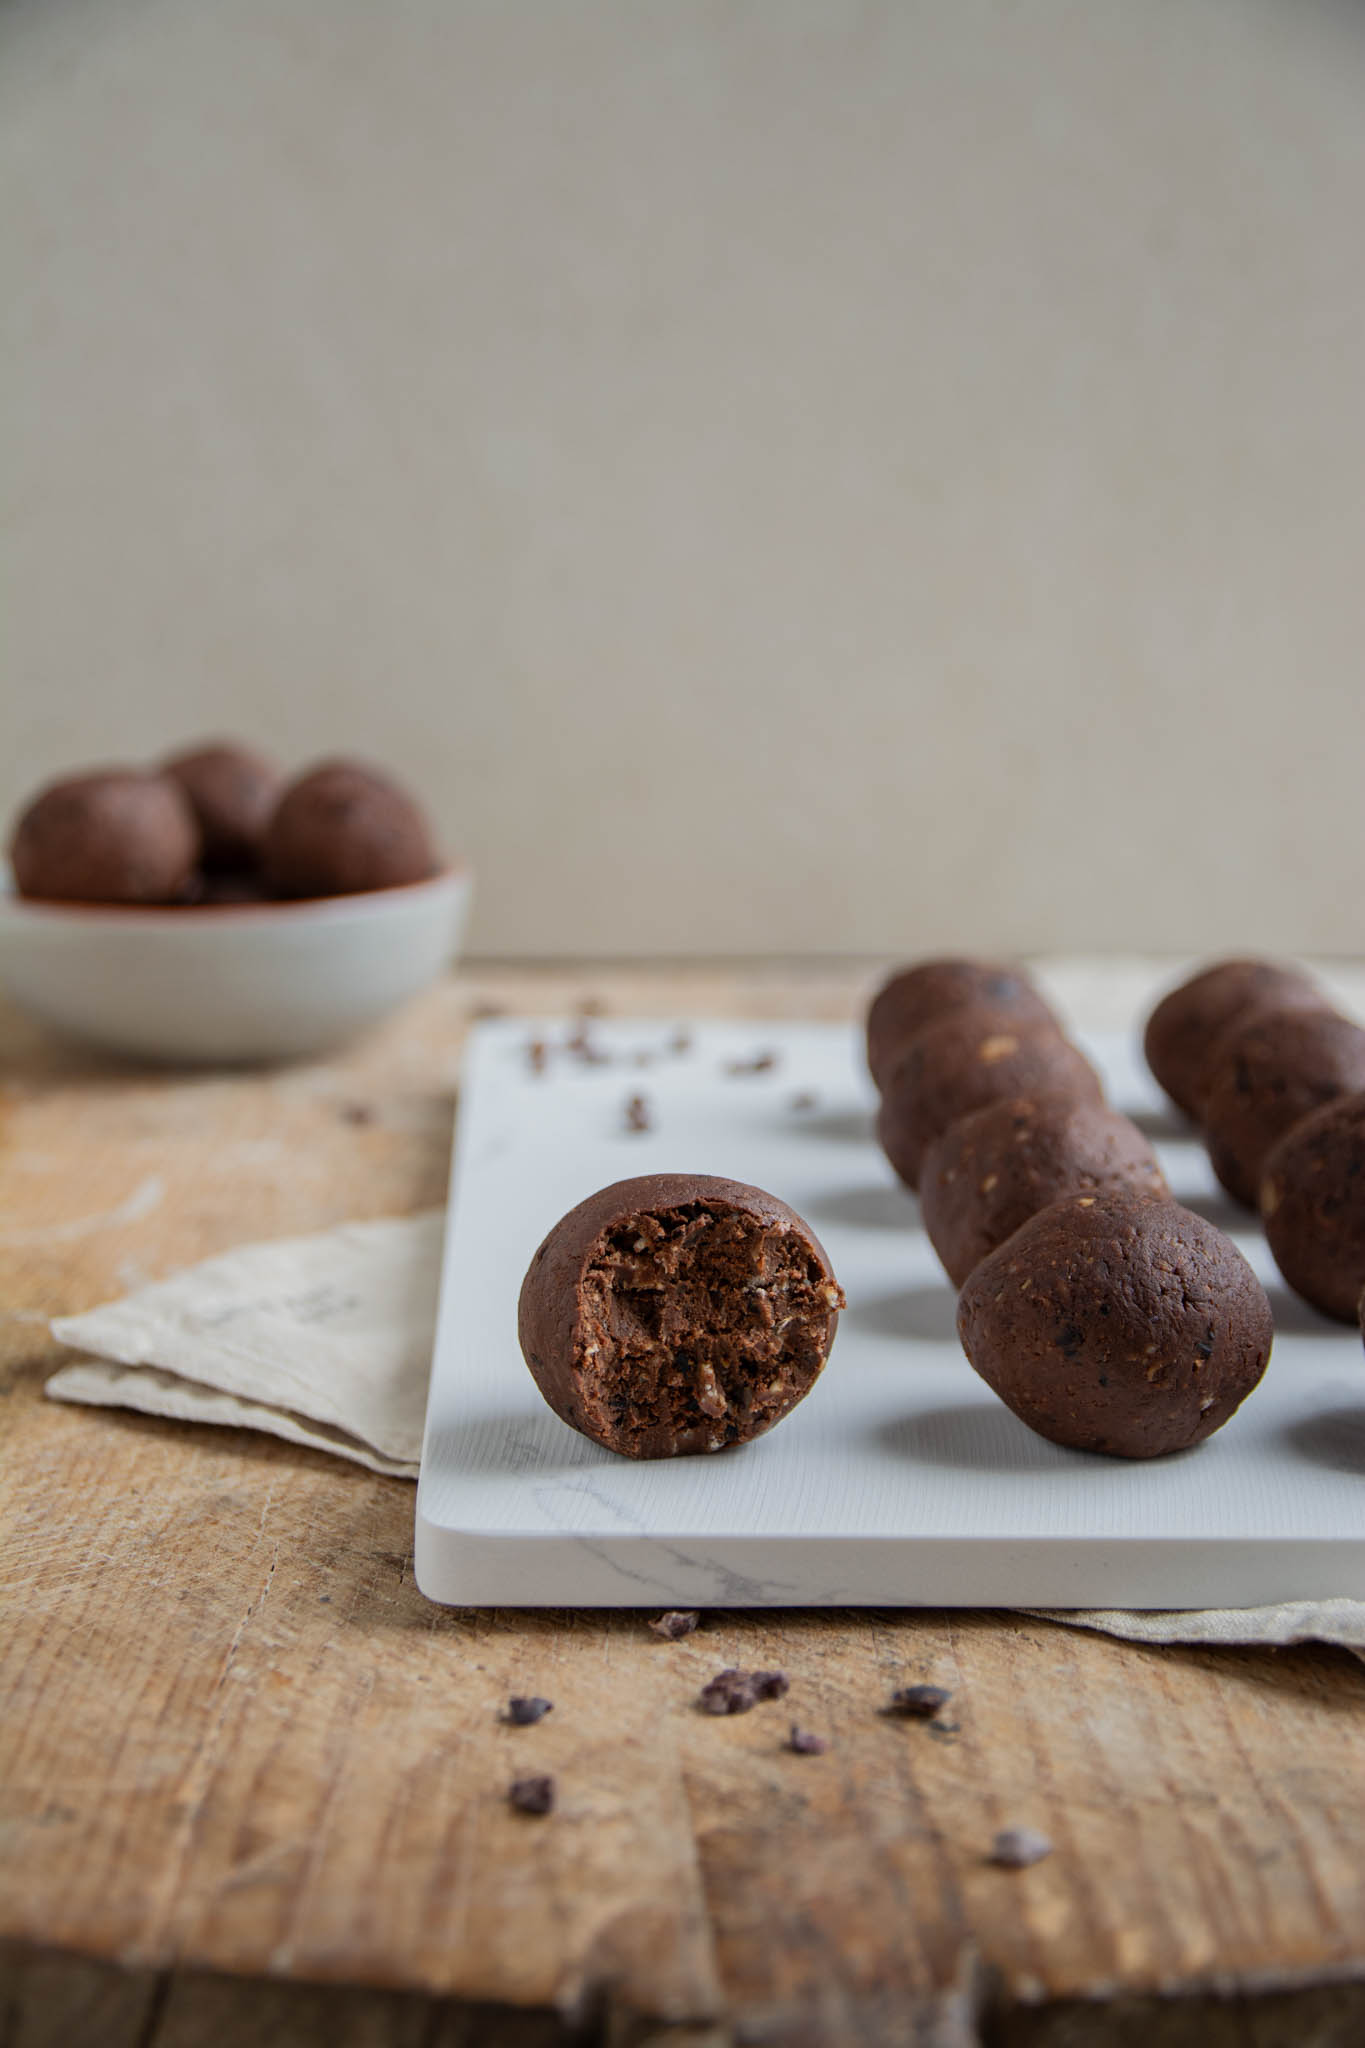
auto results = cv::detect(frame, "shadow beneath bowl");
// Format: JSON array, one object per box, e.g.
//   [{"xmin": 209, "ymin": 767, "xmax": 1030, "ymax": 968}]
[
  {"xmin": 846, "ymin": 1283, "xmax": 960, "ymax": 1345},
  {"xmin": 1281, "ymin": 1406, "xmax": 1365, "ymax": 1476}
]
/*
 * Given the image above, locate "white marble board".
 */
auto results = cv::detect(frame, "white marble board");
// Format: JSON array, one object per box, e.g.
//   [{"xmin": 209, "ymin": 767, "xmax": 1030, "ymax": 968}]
[{"xmin": 414, "ymin": 1018, "xmax": 1365, "ymax": 1608}]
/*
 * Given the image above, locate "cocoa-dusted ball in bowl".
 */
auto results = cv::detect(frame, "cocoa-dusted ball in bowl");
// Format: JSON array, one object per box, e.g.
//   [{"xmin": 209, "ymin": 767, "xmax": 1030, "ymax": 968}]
[
  {"xmin": 957, "ymin": 1190, "xmax": 1273, "ymax": 1459},
  {"xmin": 1260, "ymin": 1093, "xmax": 1365, "ymax": 1323},
  {"xmin": 1202, "ymin": 1007, "xmax": 1365, "ymax": 1208},
  {"xmin": 9, "ymin": 768, "xmax": 200, "ymax": 905},
  {"xmin": 1143, "ymin": 958, "xmax": 1324, "ymax": 1121},
  {"xmin": 518, "ymin": 1174, "xmax": 845, "ymax": 1459},
  {"xmin": 162, "ymin": 740, "xmax": 282, "ymax": 873},
  {"xmin": 919, "ymin": 1093, "xmax": 1169, "ymax": 1289},
  {"xmin": 865, "ymin": 958, "xmax": 1056, "ymax": 1094},
  {"xmin": 262, "ymin": 759, "xmax": 437, "ymax": 898},
  {"xmin": 877, "ymin": 1011, "xmax": 1101, "ymax": 1191}
]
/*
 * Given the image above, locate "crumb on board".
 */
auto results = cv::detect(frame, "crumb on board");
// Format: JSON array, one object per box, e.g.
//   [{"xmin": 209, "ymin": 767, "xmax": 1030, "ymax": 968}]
[
  {"xmin": 624, "ymin": 1093, "xmax": 652, "ymax": 1132},
  {"xmin": 725, "ymin": 1051, "xmax": 779, "ymax": 1076},
  {"xmin": 990, "ymin": 1826, "xmax": 1053, "ymax": 1868},
  {"xmin": 526, "ymin": 1039, "xmax": 548, "ymax": 1074},
  {"xmin": 787, "ymin": 1725, "xmax": 829, "ymax": 1755}
]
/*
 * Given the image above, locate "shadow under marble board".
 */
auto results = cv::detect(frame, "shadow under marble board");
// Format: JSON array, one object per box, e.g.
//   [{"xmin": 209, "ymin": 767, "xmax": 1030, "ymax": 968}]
[{"xmin": 415, "ymin": 1019, "xmax": 1365, "ymax": 1608}]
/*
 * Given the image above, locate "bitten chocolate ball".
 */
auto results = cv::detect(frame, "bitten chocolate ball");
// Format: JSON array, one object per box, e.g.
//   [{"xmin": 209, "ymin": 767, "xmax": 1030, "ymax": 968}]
[
  {"xmin": 866, "ymin": 958, "xmax": 1056, "ymax": 1093},
  {"xmin": 1202, "ymin": 1008, "xmax": 1365, "ymax": 1208},
  {"xmin": 9, "ymin": 769, "xmax": 200, "ymax": 905},
  {"xmin": 919, "ymin": 1094, "xmax": 1169, "ymax": 1289},
  {"xmin": 261, "ymin": 759, "xmax": 436, "ymax": 898},
  {"xmin": 1260, "ymin": 1093, "xmax": 1365, "ymax": 1323},
  {"xmin": 957, "ymin": 1190, "xmax": 1272, "ymax": 1459},
  {"xmin": 876, "ymin": 1013, "xmax": 1101, "ymax": 1191},
  {"xmin": 517, "ymin": 1174, "xmax": 845, "ymax": 1459},
  {"xmin": 1143, "ymin": 959, "xmax": 1322, "ymax": 1121},
  {"xmin": 162, "ymin": 740, "xmax": 282, "ymax": 871}
]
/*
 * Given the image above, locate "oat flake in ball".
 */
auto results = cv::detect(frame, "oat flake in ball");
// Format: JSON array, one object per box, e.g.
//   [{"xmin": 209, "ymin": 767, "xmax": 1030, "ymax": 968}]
[
  {"xmin": 957, "ymin": 1190, "xmax": 1272, "ymax": 1459},
  {"xmin": 517, "ymin": 1174, "xmax": 844, "ymax": 1459}
]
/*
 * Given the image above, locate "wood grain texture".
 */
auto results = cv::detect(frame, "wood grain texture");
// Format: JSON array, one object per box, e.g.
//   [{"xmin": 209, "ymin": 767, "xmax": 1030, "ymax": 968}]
[{"xmin": 2, "ymin": 962, "xmax": 1364, "ymax": 2048}]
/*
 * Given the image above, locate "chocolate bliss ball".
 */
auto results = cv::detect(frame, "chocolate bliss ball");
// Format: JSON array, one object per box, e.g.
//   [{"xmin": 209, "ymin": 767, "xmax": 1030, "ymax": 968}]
[
  {"xmin": 517, "ymin": 1174, "xmax": 844, "ymax": 1459},
  {"xmin": 9, "ymin": 768, "xmax": 200, "ymax": 905},
  {"xmin": 1143, "ymin": 959, "xmax": 1322, "ymax": 1121},
  {"xmin": 162, "ymin": 740, "xmax": 282, "ymax": 872},
  {"xmin": 957, "ymin": 1190, "xmax": 1273, "ymax": 1459},
  {"xmin": 865, "ymin": 958, "xmax": 1056, "ymax": 1094},
  {"xmin": 919, "ymin": 1093, "xmax": 1169, "ymax": 1289},
  {"xmin": 1202, "ymin": 1007, "xmax": 1365, "ymax": 1209},
  {"xmin": 877, "ymin": 1011, "xmax": 1101, "ymax": 1192},
  {"xmin": 1260, "ymin": 1093, "xmax": 1365, "ymax": 1323},
  {"xmin": 262, "ymin": 760, "xmax": 436, "ymax": 898}
]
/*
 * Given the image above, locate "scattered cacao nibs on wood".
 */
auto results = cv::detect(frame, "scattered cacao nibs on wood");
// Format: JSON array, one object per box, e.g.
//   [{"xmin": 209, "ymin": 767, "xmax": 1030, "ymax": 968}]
[
  {"xmin": 649, "ymin": 1610, "xmax": 700, "ymax": 1640},
  {"xmin": 503, "ymin": 1696, "xmax": 553, "ymax": 1726},
  {"xmin": 990, "ymin": 1826, "xmax": 1052, "ymax": 1868},
  {"xmin": 624, "ymin": 1094, "xmax": 652, "ymax": 1133},
  {"xmin": 699, "ymin": 1668, "xmax": 759, "ymax": 1715},
  {"xmin": 787, "ymin": 1725, "xmax": 829, "ymax": 1755},
  {"xmin": 508, "ymin": 1775, "xmax": 556, "ymax": 1816},
  {"xmin": 699, "ymin": 1667, "xmax": 789, "ymax": 1714},
  {"xmin": 725, "ymin": 1051, "xmax": 778, "ymax": 1076},
  {"xmin": 789, "ymin": 1091, "xmax": 818, "ymax": 1112},
  {"xmin": 526, "ymin": 1039, "xmax": 548, "ymax": 1075},
  {"xmin": 888, "ymin": 1684, "xmax": 951, "ymax": 1719}
]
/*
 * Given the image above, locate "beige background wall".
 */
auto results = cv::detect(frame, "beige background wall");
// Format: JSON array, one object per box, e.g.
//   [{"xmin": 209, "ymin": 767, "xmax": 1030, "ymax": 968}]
[{"xmin": 3, "ymin": 0, "xmax": 1364, "ymax": 956}]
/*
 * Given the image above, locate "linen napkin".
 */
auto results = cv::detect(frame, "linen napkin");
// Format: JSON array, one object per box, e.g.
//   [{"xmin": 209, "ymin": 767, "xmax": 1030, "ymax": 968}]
[{"xmin": 45, "ymin": 1211, "xmax": 1365, "ymax": 1656}]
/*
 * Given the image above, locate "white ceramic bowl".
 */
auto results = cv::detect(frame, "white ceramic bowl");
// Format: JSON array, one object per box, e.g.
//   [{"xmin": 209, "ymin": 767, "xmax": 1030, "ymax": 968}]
[{"xmin": 0, "ymin": 864, "xmax": 471, "ymax": 1064}]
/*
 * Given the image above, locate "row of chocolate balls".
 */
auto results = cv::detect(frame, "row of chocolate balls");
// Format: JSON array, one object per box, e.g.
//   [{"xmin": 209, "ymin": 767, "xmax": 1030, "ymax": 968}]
[
  {"xmin": 1146, "ymin": 958, "xmax": 1365, "ymax": 1325},
  {"xmin": 863, "ymin": 959, "xmax": 1272, "ymax": 1460},
  {"xmin": 8, "ymin": 742, "xmax": 438, "ymax": 906}
]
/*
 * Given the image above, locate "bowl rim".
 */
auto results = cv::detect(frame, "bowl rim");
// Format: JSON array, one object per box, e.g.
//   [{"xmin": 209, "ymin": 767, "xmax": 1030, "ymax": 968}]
[{"xmin": 0, "ymin": 859, "xmax": 469, "ymax": 927}]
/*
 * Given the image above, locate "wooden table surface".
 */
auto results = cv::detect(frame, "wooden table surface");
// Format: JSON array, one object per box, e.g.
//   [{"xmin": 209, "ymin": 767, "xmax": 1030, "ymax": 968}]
[{"xmin": 2, "ymin": 962, "xmax": 1364, "ymax": 2048}]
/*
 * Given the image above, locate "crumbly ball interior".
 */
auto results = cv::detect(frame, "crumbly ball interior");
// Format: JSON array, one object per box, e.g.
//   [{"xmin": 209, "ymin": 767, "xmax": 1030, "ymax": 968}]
[{"xmin": 575, "ymin": 1203, "xmax": 838, "ymax": 1454}]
